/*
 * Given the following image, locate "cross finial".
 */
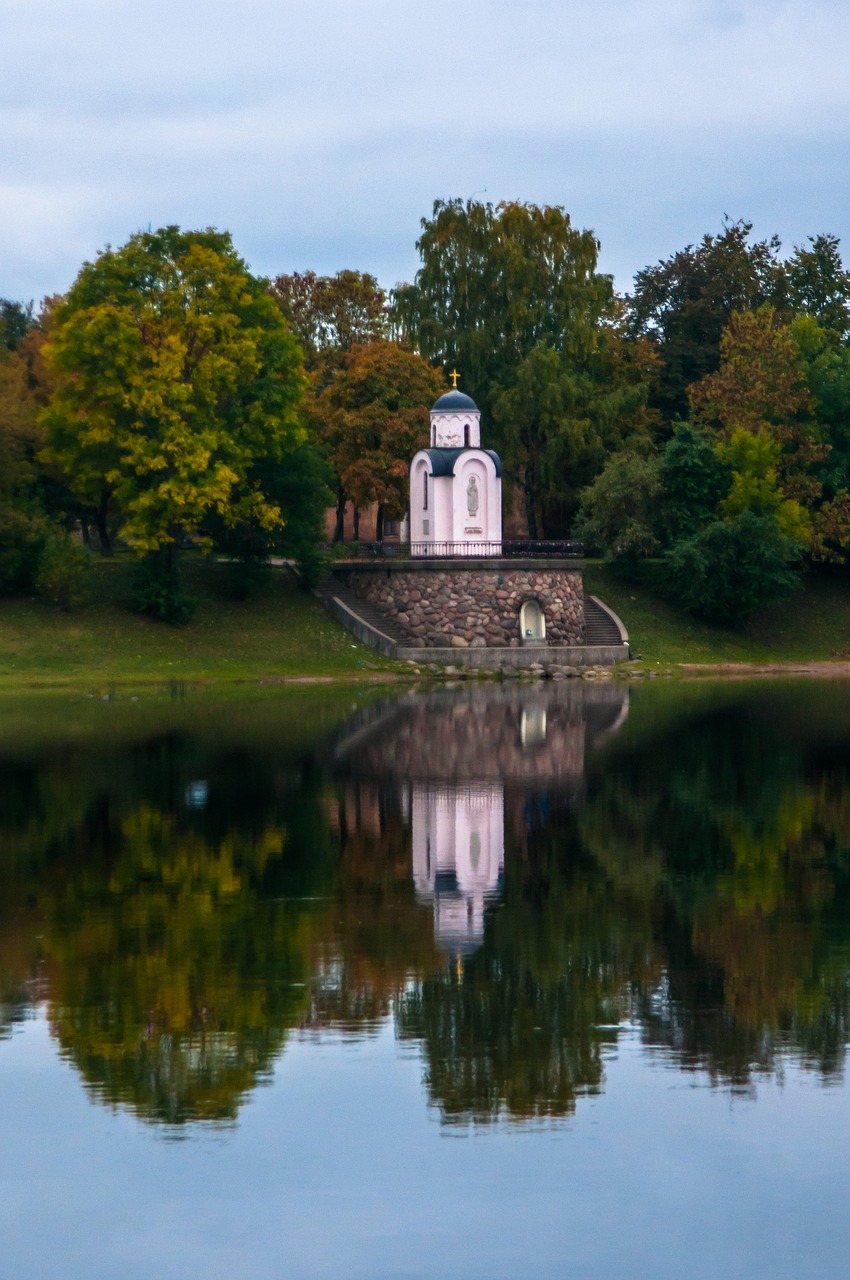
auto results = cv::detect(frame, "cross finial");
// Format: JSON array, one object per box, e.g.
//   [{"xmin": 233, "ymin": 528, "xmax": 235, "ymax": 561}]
[{"xmin": 449, "ymin": 368, "xmax": 460, "ymax": 389}]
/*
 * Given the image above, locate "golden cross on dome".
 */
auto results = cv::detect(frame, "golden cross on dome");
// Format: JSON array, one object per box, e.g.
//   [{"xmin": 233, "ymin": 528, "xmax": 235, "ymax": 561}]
[{"xmin": 449, "ymin": 368, "xmax": 460, "ymax": 389}]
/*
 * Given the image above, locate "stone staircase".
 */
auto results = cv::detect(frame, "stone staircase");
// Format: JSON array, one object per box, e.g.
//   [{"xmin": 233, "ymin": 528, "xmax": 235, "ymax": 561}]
[
  {"xmin": 584, "ymin": 595, "xmax": 627, "ymax": 646},
  {"xmin": 316, "ymin": 575, "xmax": 413, "ymax": 650}
]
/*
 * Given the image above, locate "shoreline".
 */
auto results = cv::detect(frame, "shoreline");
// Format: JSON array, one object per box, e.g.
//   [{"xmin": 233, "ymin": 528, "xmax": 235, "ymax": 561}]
[
  {"xmin": 4, "ymin": 658, "xmax": 850, "ymax": 696},
  {"xmin": 677, "ymin": 660, "xmax": 850, "ymax": 678}
]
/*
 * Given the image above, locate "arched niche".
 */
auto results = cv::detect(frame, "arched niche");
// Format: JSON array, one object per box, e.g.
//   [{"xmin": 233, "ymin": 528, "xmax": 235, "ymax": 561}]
[
  {"xmin": 456, "ymin": 456, "xmax": 489, "ymax": 534},
  {"xmin": 520, "ymin": 599, "xmax": 546, "ymax": 645}
]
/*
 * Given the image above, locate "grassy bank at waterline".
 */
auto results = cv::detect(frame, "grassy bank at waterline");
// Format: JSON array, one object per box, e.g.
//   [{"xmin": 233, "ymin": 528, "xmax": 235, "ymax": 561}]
[
  {"xmin": 583, "ymin": 562, "xmax": 850, "ymax": 667},
  {"xmin": 3, "ymin": 557, "xmax": 850, "ymax": 692},
  {"xmin": 0, "ymin": 558, "xmax": 394, "ymax": 691}
]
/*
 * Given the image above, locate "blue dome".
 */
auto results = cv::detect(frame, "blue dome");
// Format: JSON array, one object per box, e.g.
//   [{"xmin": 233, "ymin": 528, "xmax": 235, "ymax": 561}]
[{"xmin": 432, "ymin": 390, "xmax": 478, "ymax": 412}]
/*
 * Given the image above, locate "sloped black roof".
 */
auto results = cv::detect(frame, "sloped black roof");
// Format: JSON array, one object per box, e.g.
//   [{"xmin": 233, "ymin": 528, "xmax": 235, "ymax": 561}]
[{"xmin": 424, "ymin": 447, "xmax": 503, "ymax": 477}]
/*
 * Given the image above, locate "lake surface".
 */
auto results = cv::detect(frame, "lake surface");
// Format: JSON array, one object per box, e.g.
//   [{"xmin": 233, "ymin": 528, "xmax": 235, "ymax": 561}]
[{"xmin": 2, "ymin": 678, "xmax": 850, "ymax": 1278}]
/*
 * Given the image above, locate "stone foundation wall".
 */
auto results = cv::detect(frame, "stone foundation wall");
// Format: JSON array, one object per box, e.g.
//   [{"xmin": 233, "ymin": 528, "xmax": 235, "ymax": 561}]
[{"xmin": 345, "ymin": 567, "xmax": 584, "ymax": 648}]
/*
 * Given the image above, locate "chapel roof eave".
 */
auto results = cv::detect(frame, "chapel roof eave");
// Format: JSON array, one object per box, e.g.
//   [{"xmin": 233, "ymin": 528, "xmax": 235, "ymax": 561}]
[
  {"xmin": 418, "ymin": 447, "xmax": 503, "ymax": 478},
  {"xmin": 483, "ymin": 449, "xmax": 503, "ymax": 477}
]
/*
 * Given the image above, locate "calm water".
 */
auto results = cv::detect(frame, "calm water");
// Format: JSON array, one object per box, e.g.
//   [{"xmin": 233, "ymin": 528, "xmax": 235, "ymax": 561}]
[{"xmin": 2, "ymin": 679, "xmax": 850, "ymax": 1278}]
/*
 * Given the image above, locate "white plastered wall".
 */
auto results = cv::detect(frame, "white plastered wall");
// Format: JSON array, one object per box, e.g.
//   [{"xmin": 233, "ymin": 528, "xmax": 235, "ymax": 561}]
[
  {"xmin": 432, "ymin": 411, "xmax": 481, "ymax": 448},
  {"xmin": 433, "ymin": 475, "xmax": 454, "ymax": 541},
  {"xmin": 410, "ymin": 454, "xmax": 432, "ymax": 542}
]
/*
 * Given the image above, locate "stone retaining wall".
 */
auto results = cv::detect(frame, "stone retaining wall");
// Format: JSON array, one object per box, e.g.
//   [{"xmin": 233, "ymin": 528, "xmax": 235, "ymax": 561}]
[{"xmin": 345, "ymin": 567, "xmax": 584, "ymax": 649}]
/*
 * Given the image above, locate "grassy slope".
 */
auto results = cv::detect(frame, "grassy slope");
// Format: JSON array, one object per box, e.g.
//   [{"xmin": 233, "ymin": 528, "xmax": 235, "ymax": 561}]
[
  {"xmin": 2, "ymin": 555, "xmax": 850, "ymax": 691},
  {"xmin": 0, "ymin": 557, "xmax": 388, "ymax": 691},
  {"xmin": 583, "ymin": 562, "xmax": 850, "ymax": 664}
]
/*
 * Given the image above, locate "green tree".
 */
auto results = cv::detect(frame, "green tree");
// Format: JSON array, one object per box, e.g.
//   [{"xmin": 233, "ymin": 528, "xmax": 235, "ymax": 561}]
[
  {"xmin": 660, "ymin": 422, "xmax": 731, "ymax": 543},
  {"xmin": 271, "ymin": 270, "xmax": 390, "ymax": 541},
  {"xmin": 394, "ymin": 199, "xmax": 654, "ymax": 536},
  {"xmin": 270, "ymin": 269, "xmax": 389, "ymax": 369},
  {"xmin": 784, "ymin": 234, "xmax": 850, "ymax": 338},
  {"xmin": 690, "ymin": 306, "xmax": 849, "ymax": 559},
  {"xmin": 393, "ymin": 198, "xmax": 502, "ymax": 417},
  {"xmin": 0, "ymin": 340, "xmax": 49, "ymax": 594},
  {"xmin": 791, "ymin": 314, "xmax": 850, "ymax": 551},
  {"xmin": 208, "ymin": 441, "xmax": 333, "ymax": 591},
  {"xmin": 0, "ymin": 298, "xmax": 33, "ymax": 351},
  {"xmin": 494, "ymin": 338, "xmax": 656, "ymax": 537},
  {"xmin": 41, "ymin": 227, "xmax": 306, "ymax": 611},
  {"xmin": 316, "ymin": 341, "xmax": 443, "ymax": 540},
  {"xmin": 629, "ymin": 220, "xmax": 783, "ymax": 421},
  {"xmin": 574, "ymin": 449, "xmax": 663, "ymax": 569},
  {"xmin": 716, "ymin": 429, "xmax": 811, "ymax": 545},
  {"xmin": 665, "ymin": 509, "xmax": 804, "ymax": 624}
]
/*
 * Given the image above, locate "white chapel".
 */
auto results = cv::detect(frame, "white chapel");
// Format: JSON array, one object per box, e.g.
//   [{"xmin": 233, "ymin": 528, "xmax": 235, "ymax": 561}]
[{"xmin": 409, "ymin": 379, "xmax": 502, "ymax": 555}]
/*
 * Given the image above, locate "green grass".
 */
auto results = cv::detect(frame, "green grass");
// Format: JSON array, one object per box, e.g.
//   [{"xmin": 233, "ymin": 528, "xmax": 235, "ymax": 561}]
[
  {"xmin": 3, "ymin": 554, "xmax": 850, "ymax": 692},
  {"xmin": 0, "ymin": 557, "xmax": 394, "ymax": 692},
  {"xmin": 583, "ymin": 561, "xmax": 850, "ymax": 665}
]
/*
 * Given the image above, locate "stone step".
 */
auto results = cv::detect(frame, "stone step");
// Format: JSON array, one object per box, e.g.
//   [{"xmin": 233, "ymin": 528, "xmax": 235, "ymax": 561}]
[
  {"xmin": 583, "ymin": 596, "xmax": 625, "ymax": 645},
  {"xmin": 317, "ymin": 576, "xmax": 413, "ymax": 647}
]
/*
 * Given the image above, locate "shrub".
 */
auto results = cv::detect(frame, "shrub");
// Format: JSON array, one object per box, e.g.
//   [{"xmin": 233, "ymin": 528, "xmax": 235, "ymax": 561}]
[
  {"xmin": 660, "ymin": 423, "xmax": 731, "ymax": 543},
  {"xmin": 574, "ymin": 450, "xmax": 662, "ymax": 573},
  {"xmin": 130, "ymin": 549, "xmax": 195, "ymax": 624},
  {"xmin": 0, "ymin": 507, "xmax": 47, "ymax": 594},
  {"xmin": 221, "ymin": 556, "xmax": 271, "ymax": 602},
  {"xmin": 664, "ymin": 510, "xmax": 804, "ymax": 625},
  {"xmin": 35, "ymin": 534, "xmax": 90, "ymax": 610}
]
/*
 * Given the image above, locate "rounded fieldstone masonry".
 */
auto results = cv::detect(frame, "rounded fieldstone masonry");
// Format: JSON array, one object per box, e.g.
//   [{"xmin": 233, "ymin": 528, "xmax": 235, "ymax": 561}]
[{"xmin": 344, "ymin": 566, "xmax": 584, "ymax": 648}]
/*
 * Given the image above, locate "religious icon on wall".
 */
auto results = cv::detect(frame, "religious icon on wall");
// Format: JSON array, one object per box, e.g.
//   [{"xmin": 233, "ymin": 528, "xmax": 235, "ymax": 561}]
[{"xmin": 467, "ymin": 476, "xmax": 479, "ymax": 517}]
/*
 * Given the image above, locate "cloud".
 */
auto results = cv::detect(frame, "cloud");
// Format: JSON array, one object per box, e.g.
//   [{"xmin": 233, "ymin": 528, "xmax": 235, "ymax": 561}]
[{"xmin": 2, "ymin": 0, "xmax": 849, "ymax": 299}]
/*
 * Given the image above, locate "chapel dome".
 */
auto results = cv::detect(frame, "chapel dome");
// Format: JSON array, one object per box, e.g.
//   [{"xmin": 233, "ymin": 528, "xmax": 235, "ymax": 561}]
[{"xmin": 431, "ymin": 390, "xmax": 478, "ymax": 412}]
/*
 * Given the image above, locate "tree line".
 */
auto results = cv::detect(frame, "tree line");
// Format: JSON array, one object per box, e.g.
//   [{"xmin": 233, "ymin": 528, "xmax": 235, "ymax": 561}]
[{"xmin": 3, "ymin": 205, "xmax": 850, "ymax": 622}]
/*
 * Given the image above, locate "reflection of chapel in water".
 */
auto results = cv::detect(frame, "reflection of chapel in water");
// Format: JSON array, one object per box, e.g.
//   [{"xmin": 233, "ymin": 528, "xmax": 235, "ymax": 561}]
[
  {"xmin": 333, "ymin": 685, "xmax": 629, "ymax": 958},
  {"xmin": 412, "ymin": 784, "xmax": 504, "ymax": 955}
]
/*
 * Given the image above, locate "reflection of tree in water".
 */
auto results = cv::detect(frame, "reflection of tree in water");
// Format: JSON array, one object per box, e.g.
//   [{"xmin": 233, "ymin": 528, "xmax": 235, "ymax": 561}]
[
  {"xmin": 0, "ymin": 725, "xmax": 338, "ymax": 1126},
  {"xmin": 325, "ymin": 774, "xmax": 606, "ymax": 1122},
  {"xmin": 579, "ymin": 691, "xmax": 850, "ymax": 1086},
  {"xmin": 334, "ymin": 683, "xmax": 850, "ymax": 1114},
  {"xmin": 396, "ymin": 832, "xmax": 652, "ymax": 1122},
  {"xmin": 47, "ymin": 809, "xmax": 313, "ymax": 1125},
  {"xmin": 5, "ymin": 683, "xmax": 850, "ymax": 1127},
  {"xmin": 306, "ymin": 779, "xmax": 439, "ymax": 1033}
]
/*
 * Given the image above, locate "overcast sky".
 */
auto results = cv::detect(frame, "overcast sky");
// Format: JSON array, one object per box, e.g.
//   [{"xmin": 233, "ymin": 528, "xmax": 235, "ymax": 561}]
[{"xmin": 2, "ymin": 0, "xmax": 849, "ymax": 303}]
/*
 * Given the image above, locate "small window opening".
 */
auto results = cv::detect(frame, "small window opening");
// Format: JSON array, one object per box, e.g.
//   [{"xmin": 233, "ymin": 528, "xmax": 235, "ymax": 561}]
[
  {"xmin": 423, "ymin": 472, "xmax": 428, "ymax": 510},
  {"xmin": 464, "ymin": 422, "xmax": 470, "ymax": 447}
]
